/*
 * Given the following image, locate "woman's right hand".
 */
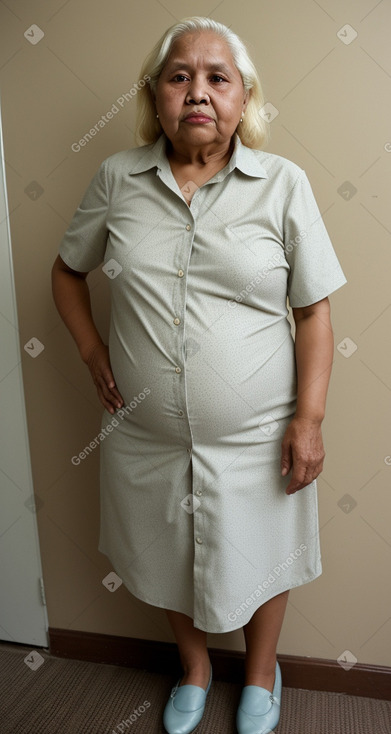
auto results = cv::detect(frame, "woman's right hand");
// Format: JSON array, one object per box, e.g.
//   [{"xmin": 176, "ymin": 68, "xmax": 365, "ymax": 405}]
[{"xmin": 84, "ymin": 342, "xmax": 124, "ymax": 415}]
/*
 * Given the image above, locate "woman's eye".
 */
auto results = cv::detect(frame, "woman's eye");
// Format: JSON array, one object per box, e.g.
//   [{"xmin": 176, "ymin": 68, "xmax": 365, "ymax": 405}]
[{"xmin": 172, "ymin": 74, "xmax": 226, "ymax": 83}]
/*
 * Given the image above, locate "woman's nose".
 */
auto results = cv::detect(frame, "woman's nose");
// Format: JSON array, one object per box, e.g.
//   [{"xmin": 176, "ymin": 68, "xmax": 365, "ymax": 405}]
[{"xmin": 186, "ymin": 77, "xmax": 210, "ymax": 105}]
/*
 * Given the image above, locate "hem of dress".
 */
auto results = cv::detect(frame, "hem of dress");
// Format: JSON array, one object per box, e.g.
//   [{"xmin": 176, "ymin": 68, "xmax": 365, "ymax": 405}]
[
  {"xmin": 205, "ymin": 566, "xmax": 323, "ymax": 634},
  {"xmin": 99, "ymin": 548, "xmax": 322, "ymax": 634},
  {"xmin": 98, "ymin": 549, "xmax": 195, "ymax": 618}
]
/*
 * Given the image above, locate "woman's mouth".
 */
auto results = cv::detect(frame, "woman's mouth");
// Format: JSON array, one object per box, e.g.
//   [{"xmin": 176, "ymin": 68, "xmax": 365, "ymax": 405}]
[{"xmin": 183, "ymin": 114, "xmax": 213, "ymax": 124}]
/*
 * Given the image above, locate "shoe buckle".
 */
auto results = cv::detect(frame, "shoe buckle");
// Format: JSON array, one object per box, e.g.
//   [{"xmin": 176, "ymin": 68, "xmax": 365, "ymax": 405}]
[{"xmin": 269, "ymin": 694, "xmax": 274, "ymax": 703}]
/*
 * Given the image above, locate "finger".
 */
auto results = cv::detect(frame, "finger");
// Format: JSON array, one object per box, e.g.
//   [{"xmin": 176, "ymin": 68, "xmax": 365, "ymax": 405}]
[
  {"xmin": 100, "ymin": 363, "xmax": 116, "ymax": 390},
  {"xmin": 96, "ymin": 388, "xmax": 117, "ymax": 414},
  {"xmin": 100, "ymin": 380, "xmax": 123, "ymax": 409},
  {"xmin": 285, "ymin": 460, "xmax": 311, "ymax": 494},
  {"xmin": 286, "ymin": 460, "xmax": 322, "ymax": 494},
  {"xmin": 280, "ymin": 440, "xmax": 292, "ymax": 477},
  {"xmin": 95, "ymin": 376, "xmax": 122, "ymax": 412},
  {"xmin": 109, "ymin": 385, "xmax": 124, "ymax": 408},
  {"xmin": 98, "ymin": 366, "xmax": 124, "ymax": 407}
]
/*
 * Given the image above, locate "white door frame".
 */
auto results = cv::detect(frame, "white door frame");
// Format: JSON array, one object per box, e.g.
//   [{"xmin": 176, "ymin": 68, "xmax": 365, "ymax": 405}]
[{"xmin": 0, "ymin": 95, "xmax": 49, "ymax": 647}]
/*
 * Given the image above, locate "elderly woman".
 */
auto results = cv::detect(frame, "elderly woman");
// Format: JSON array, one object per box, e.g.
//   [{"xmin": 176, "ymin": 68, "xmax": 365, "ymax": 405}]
[{"xmin": 52, "ymin": 16, "xmax": 346, "ymax": 734}]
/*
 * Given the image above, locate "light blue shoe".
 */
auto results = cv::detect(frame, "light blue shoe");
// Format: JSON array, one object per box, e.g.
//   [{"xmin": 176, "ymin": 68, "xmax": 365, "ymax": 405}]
[
  {"xmin": 236, "ymin": 661, "xmax": 282, "ymax": 734},
  {"xmin": 163, "ymin": 664, "xmax": 213, "ymax": 734}
]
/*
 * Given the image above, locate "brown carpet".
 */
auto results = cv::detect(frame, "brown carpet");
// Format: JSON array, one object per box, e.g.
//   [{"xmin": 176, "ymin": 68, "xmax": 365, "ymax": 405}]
[{"xmin": 0, "ymin": 642, "xmax": 390, "ymax": 733}]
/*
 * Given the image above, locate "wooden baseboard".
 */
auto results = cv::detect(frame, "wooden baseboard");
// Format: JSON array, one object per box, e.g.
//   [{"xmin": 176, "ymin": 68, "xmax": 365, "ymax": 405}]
[{"xmin": 48, "ymin": 627, "xmax": 391, "ymax": 700}]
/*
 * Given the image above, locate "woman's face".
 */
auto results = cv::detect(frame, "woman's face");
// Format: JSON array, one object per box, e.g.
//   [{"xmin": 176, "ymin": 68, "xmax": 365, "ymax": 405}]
[{"xmin": 154, "ymin": 31, "xmax": 249, "ymax": 152}]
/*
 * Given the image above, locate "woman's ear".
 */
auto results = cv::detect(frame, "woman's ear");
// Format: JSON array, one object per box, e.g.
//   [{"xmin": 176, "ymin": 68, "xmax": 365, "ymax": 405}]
[{"xmin": 243, "ymin": 90, "xmax": 250, "ymax": 114}]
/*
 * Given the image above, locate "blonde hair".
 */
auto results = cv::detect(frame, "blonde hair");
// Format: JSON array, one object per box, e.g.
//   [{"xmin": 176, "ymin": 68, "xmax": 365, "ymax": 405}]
[{"xmin": 134, "ymin": 16, "xmax": 270, "ymax": 150}]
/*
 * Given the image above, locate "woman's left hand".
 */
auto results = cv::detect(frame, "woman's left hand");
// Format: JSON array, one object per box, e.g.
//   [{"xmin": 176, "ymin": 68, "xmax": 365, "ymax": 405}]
[{"xmin": 280, "ymin": 416, "xmax": 325, "ymax": 494}]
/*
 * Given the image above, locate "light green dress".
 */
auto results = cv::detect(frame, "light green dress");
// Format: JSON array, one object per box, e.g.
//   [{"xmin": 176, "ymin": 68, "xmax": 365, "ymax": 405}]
[{"xmin": 59, "ymin": 132, "xmax": 347, "ymax": 633}]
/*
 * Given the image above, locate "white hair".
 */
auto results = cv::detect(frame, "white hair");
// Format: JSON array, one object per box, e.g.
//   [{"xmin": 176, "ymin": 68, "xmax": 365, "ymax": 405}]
[{"xmin": 134, "ymin": 16, "xmax": 270, "ymax": 149}]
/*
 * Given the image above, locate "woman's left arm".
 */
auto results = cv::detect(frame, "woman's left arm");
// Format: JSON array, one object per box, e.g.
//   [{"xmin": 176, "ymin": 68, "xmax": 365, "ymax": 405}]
[{"xmin": 281, "ymin": 297, "xmax": 334, "ymax": 495}]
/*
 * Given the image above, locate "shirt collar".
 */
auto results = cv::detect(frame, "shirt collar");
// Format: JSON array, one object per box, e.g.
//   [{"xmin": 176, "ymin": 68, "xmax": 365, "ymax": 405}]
[{"xmin": 128, "ymin": 131, "xmax": 268, "ymax": 180}]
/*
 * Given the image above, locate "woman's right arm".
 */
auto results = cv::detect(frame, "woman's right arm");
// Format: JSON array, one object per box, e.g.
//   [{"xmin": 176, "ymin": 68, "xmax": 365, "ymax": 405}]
[{"xmin": 51, "ymin": 254, "xmax": 124, "ymax": 414}]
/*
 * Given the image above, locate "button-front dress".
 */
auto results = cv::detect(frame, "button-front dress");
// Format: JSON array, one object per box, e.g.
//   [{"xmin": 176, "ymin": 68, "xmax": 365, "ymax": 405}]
[{"xmin": 59, "ymin": 132, "xmax": 347, "ymax": 633}]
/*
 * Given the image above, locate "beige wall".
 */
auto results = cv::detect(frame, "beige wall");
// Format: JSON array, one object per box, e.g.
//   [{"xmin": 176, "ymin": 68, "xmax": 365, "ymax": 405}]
[{"xmin": 1, "ymin": 0, "xmax": 390, "ymax": 667}]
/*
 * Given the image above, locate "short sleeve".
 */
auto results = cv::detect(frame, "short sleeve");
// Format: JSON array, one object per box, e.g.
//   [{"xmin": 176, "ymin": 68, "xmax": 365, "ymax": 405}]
[
  {"xmin": 59, "ymin": 159, "xmax": 109, "ymax": 272},
  {"xmin": 283, "ymin": 170, "xmax": 347, "ymax": 307}
]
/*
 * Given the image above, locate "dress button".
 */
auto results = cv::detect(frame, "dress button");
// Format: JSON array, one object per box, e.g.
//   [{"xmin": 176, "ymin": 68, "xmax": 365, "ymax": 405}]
[
  {"xmin": 195, "ymin": 490, "xmax": 202, "ymax": 496},
  {"xmin": 173, "ymin": 317, "xmax": 181, "ymax": 325},
  {"xmin": 185, "ymin": 224, "xmax": 191, "ymax": 231},
  {"xmin": 178, "ymin": 409, "xmax": 184, "ymax": 416},
  {"xmin": 196, "ymin": 537, "xmax": 203, "ymax": 544},
  {"xmin": 177, "ymin": 269, "xmax": 184, "ymax": 277},
  {"xmin": 175, "ymin": 366, "xmax": 182, "ymax": 373}
]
